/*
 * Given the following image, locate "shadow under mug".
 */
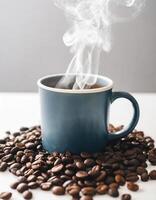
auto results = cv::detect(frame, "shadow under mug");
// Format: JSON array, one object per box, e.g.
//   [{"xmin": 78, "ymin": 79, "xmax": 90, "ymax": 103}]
[{"xmin": 38, "ymin": 74, "xmax": 139, "ymax": 153}]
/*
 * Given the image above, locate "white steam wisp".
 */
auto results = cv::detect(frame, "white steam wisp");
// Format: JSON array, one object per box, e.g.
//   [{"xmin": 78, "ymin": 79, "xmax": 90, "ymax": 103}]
[{"xmin": 54, "ymin": 0, "xmax": 145, "ymax": 89}]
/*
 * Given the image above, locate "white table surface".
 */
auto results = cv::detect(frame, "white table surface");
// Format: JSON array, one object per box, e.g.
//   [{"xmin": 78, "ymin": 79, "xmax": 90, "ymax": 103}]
[{"xmin": 0, "ymin": 93, "xmax": 156, "ymax": 200}]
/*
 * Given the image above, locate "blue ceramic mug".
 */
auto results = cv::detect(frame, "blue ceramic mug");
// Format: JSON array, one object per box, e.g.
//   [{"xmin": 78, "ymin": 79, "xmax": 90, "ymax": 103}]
[{"xmin": 38, "ymin": 74, "xmax": 139, "ymax": 153}]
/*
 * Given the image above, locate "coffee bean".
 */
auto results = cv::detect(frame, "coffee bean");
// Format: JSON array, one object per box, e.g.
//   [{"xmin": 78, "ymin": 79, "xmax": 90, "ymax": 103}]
[
  {"xmin": 96, "ymin": 171, "xmax": 106, "ymax": 181},
  {"xmin": 63, "ymin": 180, "xmax": 74, "ymax": 188},
  {"xmin": 52, "ymin": 186, "xmax": 65, "ymax": 195},
  {"xmin": 136, "ymin": 166, "xmax": 147, "ymax": 175},
  {"xmin": 84, "ymin": 159, "xmax": 95, "ymax": 167},
  {"xmin": 115, "ymin": 175, "xmax": 125, "ymax": 185},
  {"xmin": 51, "ymin": 164, "xmax": 64, "ymax": 173},
  {"xmin": 126, "ymin": 175, "xmax": 139, "ymax": 182},
  {"xmin": 65, "ymin": 169, "xmax": 75, "ymax": 176},
  {"xmin": 76, "ymin": 161, "xmax": 85, "ymax": 169},
  {"xmin": 108, "ymin": 187, "xmax": 119, "ymax": 197},
  {"xmin": 0, "ymin": 192, "xmax": 12, "ymax": 200},
  {"xmin": 27, "ymin": 175, "xmax": 36, "ymax": 182},
  {"xmin": 2, "ymin": 154, "xmax": 13, "ymax": 162},
  {"xmin": 80, "ymin": 152, "xmax": 91, "ymax": 158},
  {"xmin": 23, "ymin": 190, "xmax": 32, "ymax": 199},
  {"xmin": 121, "ymin": 194, "xmax": 131, "ymax": 200},
  {"xmin": 80, "ymin": 196, "xmax": 93, "ymax": 200},
  {"xmin": 141, "ymin": 172, "xmax": 149, "ymax": 182},
  {"xmin": 96, "ymin": 184, "xmax": 108, "ymax": 194},
  {"xmin": 0, "ymin": 162, "xmax": 8, "ymax": 171},
  {"xmin": 28, "ymin": 182, "xmax": 39, "ymax": 189},
  {"xmin": 127, "ymin": 182, "xmax": 139, "ymax": 191},
  {"xmin": 81, "ymin": 187, "xmax": 96, "ymax": 196},
  {"xmin": 13, "ymin": 132, "xmax": 21, "ymax": 137},
  {"xmin": 0, "ymin": 139, "xmax": 6, "ymax": 144},
  {"xmin": 109, "ymin": 182, "xmax": 119, "ymax": 189},
  {"xmin": 149, "ymin": 170, "xmax": 156, "ymax": 180},
  {"xmin": 84, "ymin": 180, "xmax": 96, "ymax": 187},
  {"xmin": 88, "ymin": 165, "xmax": 100, "ymax": 177},
  {"xmin": 18, "ymin": 176, "xmax": 27, "ymax": 183},
  {"xmin": 40, "ymin": 182, "xmax": 52, "ymax": 190},
  {"xmin": 25, "ymin": 142, "xmax": 35, "ymax": 149},
  {"xmin": 148, "ymin": 148, "xmax": 156, "ymax": 165},
  {"xmin": 10, "ymin": 181, "xmax": 20, "ymax": 189},
  {"xmin": 50, "ymin": 177, "xmax": 63, "ymax": 186},
  {"xmin": 10, "ymin": 163, "xmax": 21, "ymax": 170},
  {"xmin": 20, "ymin": 127, "xmax": 29, "ymax": 131},
  {"xmin": 76, "ymin": 171, "xmax": 88, "ymax": 179},
  {"xmin": 17, "ymin": 183, "xmax": 28, "ymax": 193},
  {"xmin": 68, "ymin": 188, "xmax": 80, "ymax": 196}
]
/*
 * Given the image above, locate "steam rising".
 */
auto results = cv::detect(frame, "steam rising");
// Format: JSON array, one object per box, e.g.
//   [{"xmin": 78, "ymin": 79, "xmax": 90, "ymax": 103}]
[{"xmin": 54, "ymin": 0, "xmax": 145, "ymax": 89}]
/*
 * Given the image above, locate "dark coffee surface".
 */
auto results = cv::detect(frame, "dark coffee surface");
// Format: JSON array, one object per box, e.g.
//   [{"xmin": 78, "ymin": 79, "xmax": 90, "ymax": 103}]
[
  {"xmin": 0, "ymin": 125, "xmax": 156, "ymax": 200},
  {"xmin": 41, "ymin": 75, "xmax": 105, "ymax": 90},
  {"xmin": 55, "ymin": 83, "xmax": 103, "ymax": 90}
]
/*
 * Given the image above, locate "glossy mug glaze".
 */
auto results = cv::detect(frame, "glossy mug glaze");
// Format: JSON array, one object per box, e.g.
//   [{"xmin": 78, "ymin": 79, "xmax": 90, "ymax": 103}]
[{"xmin": 38, "ymin": 74, "xmax": 139, "ymax": 153}]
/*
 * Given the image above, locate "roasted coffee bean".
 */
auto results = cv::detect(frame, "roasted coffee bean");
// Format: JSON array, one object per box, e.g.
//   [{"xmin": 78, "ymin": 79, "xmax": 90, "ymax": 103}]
[
  {"xmin": 121, "ymin": 194, "xmax": 131, "ymax": 200},
  {"xmin": 52, "ymin": 186, "xmax": 65, "ymax": 195},
  {"xmin": 10, "ymin": 181, "xmax": 20, "ymax": 189},
  {"xmin": 126, "ymin": 175, "xmax": 139, "ymax": 182},
  {"xmin": 141, "ymin": 172, "xmax": 149, "ymax": 182},
  {"xmin": 23, "ymin": 190, "xmax": 32, "ymax": 199},
  {"xmin": 114, "ymin": 170, "xmax": 125, "ymax": 176},
  {"xmin": 68, "ymin": 188, "xmax": 80, "ymax": 196},
  {"xmin": 65, "ymin": 169, "xmax": 75, "ymax": 176},
  {"xmin": 27, "ymin": 175, "xmax": 36, "ymax": 182},
  {"xmin": 28, "ymin": 182, "xmax": 39, "ymax": 189},
  {"xmin": 80, "ymin": 196, "xmax": 93, "ymax": 200},
  {"xmin": 20, "ymin": 127, "xmax": 29, "ymax": 131},
  {"xmin": 17, "ymin": 183, "xmax": 28, "ymax": 193},
  {"xmin": 84, "ymin": 180, "xmax": 96, "ymax": 187},
  {"xmin": 109, "ymin": 182, "xmax": 119, "ymax": 189},
  {"xmin": 76, "ymin": 171, "xmax": 88, "ymax": 179},
  {"xmin": 149, "ymin": 170, "xmax": 156, "ymax": 180},
  {"xmin": 0, "ymin": 192, "xmax": 12, "ymax": 200},
  {"xmin": 96, "ymin": 184, "xmax": 108, "ymax": 194},
  {"xmin": 84, "ymin": 159, "xmax": 95, "ymax": 167},
  {"xmin": 2, "ymin": 154, "xmax": 13, "ymax": 162},
  {"xmin": 88, "ymin": 165, "xmax": 100, "ymax": 177},
  {"xmin": 10, "ymin": 163, "xmax": 21, "ymax": 170},
  {"xmin": 0, "ymin": 139, "xmax": 6, "ymax": 144},
  {"xmin": 51, "ymin": 164, "xmax": 64, "ymax": 173},
  {"xmin": 136, "ymin": 166, "xmax": 147, "ymax": 175},
  {"xmin": 148, "ymin": 148, "xmax": 156, "ymax": 165},
  {"xmin": 66, "ymin": 185, "xmax": 81, "ymax": 193},
  {"xmin": 76, "ymin": 161, "xmax": 85, "ymax": 169},
  {"xmin": 115, "ymin": 175, "xmax": 125, "ymax": 185},
  {"xmin": 81, "ymin": 187, "xmax": 96, "ymax": 196},
  {"xmin": 51, "ymin": 177, "xmax": 63, "ymax": 186},
  {"xmin": 40, "ymin": 182, "xmax": 52, "ymax": 190},
  {"xmin": 0, "ymin": 162, "xmax": 8, "ymax": 171},
  {"xmin": 13, "ymin": 132, "xmax": 21, "ymax": 137},
  {"xmin": 18, "ymin": 176, "xmax": 27, "ymax": 183},
  {"xmin": 80, "ymin": 152, "xmax": 91, "ymax": 158},
  {"xmin": 96, "ymin": 171, "xmax": 106, "ymax": 181},
  {"xmin": 108, "ymin": 187, "xmax": 119, "ymax": 197},
  {"xmin": 127, "ymin": 182, "xmax": 139, "ymax": 191},
  {"xmin": 25, "ymin": 142, "xmax": 35, "ymax": 149}
]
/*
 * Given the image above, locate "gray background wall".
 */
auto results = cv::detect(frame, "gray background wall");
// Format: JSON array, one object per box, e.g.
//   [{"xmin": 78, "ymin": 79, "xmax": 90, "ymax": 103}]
[{"xmin": 0, "ymin": 0, "xmax": 155, "ymax": 92}]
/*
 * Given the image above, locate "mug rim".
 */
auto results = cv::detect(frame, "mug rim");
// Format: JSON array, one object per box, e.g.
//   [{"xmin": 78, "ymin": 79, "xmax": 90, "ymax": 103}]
[{"xmin": 37, "ymin": 74, "xmax": 114, "ymax": 94}]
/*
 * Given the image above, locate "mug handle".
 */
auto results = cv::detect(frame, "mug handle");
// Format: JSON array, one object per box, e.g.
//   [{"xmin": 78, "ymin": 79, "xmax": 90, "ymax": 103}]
[{"xmin": 108, "ymin": 91, "xmax": 140, "ymax": 141}]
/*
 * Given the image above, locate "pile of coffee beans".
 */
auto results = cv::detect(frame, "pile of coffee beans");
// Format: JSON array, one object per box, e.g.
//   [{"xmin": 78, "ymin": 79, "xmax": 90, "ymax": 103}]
[{"xmin": 0, "ymin": 124, "xmax": 156, "ymax": 200}]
